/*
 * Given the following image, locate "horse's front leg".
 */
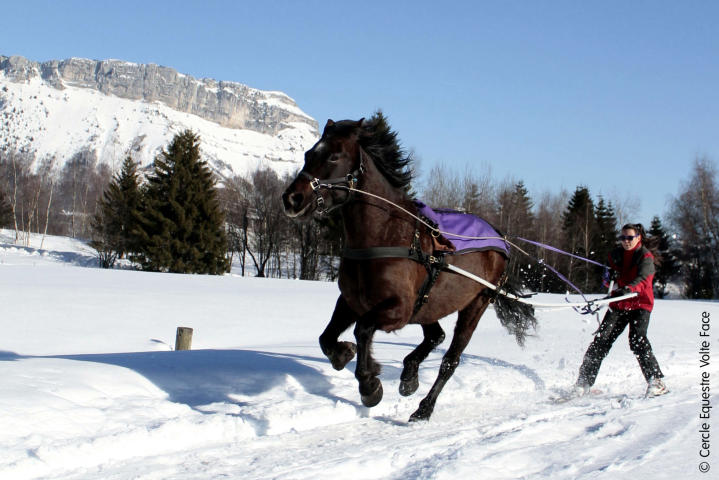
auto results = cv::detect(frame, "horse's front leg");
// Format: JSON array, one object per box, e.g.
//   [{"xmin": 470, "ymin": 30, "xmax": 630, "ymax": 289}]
[
  {"xmin": 319, "ymin": 295, "xmax": 358, "ymax": 371},
  {"xmin": 353, "ymin": 296, "xmax": 411, "ymax": 408},
  {"xmin": 353, "ymin": 319, "xmax": 382, "ymax": 407}
]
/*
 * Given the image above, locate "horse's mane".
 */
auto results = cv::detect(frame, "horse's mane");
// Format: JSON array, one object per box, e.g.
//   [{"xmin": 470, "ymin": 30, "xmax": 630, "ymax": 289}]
[{"xmin": 358, "ymin": 111, "xmax": 413, "ymax": 189}]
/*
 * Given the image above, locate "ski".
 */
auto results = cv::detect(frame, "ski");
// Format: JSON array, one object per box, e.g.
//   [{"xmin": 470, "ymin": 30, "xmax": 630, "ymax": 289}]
[
  {"xmin": 549, "ymin": 388, "xmax": 670, "ymax": 406},
  {"xmin": 548, "ymin": 387, "xmax": 604, "ymax": 404}
]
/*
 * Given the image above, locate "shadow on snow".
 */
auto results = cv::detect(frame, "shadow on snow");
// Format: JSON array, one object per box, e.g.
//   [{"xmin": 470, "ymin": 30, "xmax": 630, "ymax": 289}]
[
  {"xmin": 0, "ymin": 340, "xmax": 543, "ymax": 412},
  {"xmin": 0, "ymin": 349, "xmax": 353, "ymax": 410}
]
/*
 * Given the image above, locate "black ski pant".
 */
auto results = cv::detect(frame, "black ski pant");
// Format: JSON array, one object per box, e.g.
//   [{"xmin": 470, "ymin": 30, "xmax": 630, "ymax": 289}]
[{"xmin": 577, "ymin": 308, "xmax": 663, "ymax": 387}]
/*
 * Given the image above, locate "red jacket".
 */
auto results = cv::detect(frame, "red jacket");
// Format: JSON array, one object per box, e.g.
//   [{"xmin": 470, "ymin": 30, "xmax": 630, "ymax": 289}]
[{"xmin": 608, "ymin": 244, "xmax": 655, "ymax": 312}]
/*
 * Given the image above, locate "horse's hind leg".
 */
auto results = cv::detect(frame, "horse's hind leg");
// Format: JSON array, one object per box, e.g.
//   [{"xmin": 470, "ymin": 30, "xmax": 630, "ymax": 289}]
[
  {"xmin": 399, "ymin": 322, "xmax": 446, "ymax": 396},
  {"xmin": 319, "ymin": 295, "xmax": 358, "ymax": 371},
  {"xmin": 409, "ymin": 296, "xmax": 490, "ymax": 422}
]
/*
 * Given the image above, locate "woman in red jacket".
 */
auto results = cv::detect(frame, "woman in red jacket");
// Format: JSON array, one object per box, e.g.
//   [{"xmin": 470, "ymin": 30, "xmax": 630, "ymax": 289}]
[{"xmin": 574, "ymin": 223, "xmax": 668, "ymax": 397}]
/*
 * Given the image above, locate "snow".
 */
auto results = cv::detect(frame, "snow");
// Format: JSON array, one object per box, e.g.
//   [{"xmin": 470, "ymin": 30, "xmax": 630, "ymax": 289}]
[
  {"xmin": 0, "ymin": 71, "xmax": 318, "ymax": 179},
  {"xmin": 0, "ymin": 228, "xmax": 716, "ymax": 479}
]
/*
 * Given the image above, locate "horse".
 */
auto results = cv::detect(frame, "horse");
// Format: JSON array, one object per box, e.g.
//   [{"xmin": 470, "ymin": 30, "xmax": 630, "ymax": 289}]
[{"xmin": 281, "ymin": 113, "xmax": 536, "ymax": 421}]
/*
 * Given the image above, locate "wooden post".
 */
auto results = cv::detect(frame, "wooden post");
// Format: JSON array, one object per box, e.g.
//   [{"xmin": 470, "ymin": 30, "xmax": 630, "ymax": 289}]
[{"xmin": 175, "ymin": 327, "xmax": 193, "ymax": 351}]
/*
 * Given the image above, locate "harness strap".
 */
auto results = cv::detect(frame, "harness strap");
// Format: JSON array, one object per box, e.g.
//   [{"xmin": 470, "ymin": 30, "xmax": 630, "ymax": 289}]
[
  {"xmin": 342, "ymin": 246, "xmax": 417, "ymax": 260},
  {"xmin": 409, "ymin": 228, "xmax": 447, "ymax": 315},
  {"xmin": 485, "ymin": 272, "xmax": 508, "ymax": 305},
  {"xmin": 342, "ymin": 226, "xmax": 447, "ymax": 317},
  {"xmin": 414, "ymin": 255, "xmax": 446, "ymax": 315}
]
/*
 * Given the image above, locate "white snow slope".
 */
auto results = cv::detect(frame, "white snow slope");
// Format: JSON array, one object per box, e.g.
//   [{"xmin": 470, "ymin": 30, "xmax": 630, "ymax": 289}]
[
  {"xmin": 0, "ymin": 229, "xmax": 716, "ymax": 480},
  {"xmin": 0, "ymin": 71, "xmax": 318, "ymax": 179}
]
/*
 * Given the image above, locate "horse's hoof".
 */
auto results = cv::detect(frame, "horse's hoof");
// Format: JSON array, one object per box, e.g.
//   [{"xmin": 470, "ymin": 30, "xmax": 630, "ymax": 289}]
[
  {"xmin": 361, "ymin": 382, "xmax": 383, "ymax": 408},
  {"xmin": 408, "ymin": 401, "xmax": 433, "ymax": 422},
  {"xmin": 399, "ymin": 376, "xmax": 419, "ymax": 397},
  {"xmin": 329, "ymin": 341, "xmax": 356, "ymax": 370},
  {"xmin": 408, "ymin": 408, "xmax": 432, "ymax": 422}
]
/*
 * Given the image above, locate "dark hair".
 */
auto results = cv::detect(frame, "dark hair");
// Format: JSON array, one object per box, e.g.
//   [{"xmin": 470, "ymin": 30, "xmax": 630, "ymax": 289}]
[
  {"xmin": 621, "ymin": 223, "xmax": 661, "ymax": 266},
  {"xmin": 621, "ymin": 223, "xmax": 646, "ymax": 238}
]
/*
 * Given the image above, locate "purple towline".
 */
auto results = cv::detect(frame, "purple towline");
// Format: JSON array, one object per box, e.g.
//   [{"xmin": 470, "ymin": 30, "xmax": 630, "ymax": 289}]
[
  {"xmin": 513, "ymin": 236, "xmax": 609, "ymax": 298},
  {"xmin": 514, "ymin": 236, "xmax": 607, "ymax": 268}
]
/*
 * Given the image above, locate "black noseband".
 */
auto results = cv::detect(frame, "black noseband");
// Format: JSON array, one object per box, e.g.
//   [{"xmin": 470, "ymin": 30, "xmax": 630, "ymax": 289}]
[{"xmin": 297, "ymin": 156, "xmax": 365, "ymax": 215}]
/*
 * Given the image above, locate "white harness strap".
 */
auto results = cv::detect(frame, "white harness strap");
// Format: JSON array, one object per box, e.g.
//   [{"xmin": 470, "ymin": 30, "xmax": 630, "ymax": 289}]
[{"xmin": 445, "ymin": 264, "xmax": 637, "ymax": 309}]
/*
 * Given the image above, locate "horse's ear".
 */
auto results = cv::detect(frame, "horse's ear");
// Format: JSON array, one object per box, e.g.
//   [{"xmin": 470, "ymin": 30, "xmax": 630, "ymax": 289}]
[
  {"xmin": 325, "ymin": 119, "xmax": 335, "ymax": 129},
  {"xmin": 357, "ymin": 117, "xmax": 365, "ymax": 127}
]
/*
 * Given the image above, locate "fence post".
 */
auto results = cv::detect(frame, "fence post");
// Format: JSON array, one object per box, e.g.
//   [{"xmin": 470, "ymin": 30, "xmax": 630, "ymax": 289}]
[{"xmin": 175, "ymin": 327, "xmax": 193, "ymax": 351}]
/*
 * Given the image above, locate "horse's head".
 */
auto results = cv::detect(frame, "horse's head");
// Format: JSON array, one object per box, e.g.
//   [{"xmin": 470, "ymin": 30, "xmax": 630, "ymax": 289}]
[{"xmin": 282, "ymin": 118, "xmax": 365, "ymax": 218}]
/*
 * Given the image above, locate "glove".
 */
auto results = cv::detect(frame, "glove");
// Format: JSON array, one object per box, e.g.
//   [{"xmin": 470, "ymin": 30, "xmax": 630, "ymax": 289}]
[
  {"xmin": 612, "ymin": 286, "xmax": 632, "ymax": 297},
  {"xmin": 602, "ymin": 269, "xmax": 619, "ymax": 288}
]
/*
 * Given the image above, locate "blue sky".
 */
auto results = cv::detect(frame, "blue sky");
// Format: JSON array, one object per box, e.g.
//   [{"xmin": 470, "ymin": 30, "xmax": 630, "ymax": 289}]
[{"xmin": 2, "ymin": 0, "xmax": 717, "ymax": 225}]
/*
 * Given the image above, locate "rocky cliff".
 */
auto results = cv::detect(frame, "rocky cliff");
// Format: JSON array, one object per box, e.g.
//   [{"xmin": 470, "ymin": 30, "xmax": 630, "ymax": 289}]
[
  {"xmin": 0, "ymin": 55, "xmax": 317, "ymax": 136},
  {"xmin": 0, "ymin": 55, "xmax": 319, "ymax": 177}
]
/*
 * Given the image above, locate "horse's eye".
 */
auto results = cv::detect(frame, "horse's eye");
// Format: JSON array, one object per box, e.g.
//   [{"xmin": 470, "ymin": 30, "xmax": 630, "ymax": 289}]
[{"xmin": 327, "ymin": 154, "xmax": 340, "ymax": 164}]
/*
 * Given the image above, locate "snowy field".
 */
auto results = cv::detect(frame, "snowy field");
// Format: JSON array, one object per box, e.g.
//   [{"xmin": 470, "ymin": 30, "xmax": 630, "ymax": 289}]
[{"xmin": 0, "ymin": 229, "xmax": 716, "ymax": 479}]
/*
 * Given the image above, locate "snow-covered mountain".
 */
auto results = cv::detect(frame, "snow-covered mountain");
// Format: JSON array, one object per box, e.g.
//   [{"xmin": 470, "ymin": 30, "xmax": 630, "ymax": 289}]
[{"xmin": 0, "ymin": 55, "xmax": 319, "ymax": 178}]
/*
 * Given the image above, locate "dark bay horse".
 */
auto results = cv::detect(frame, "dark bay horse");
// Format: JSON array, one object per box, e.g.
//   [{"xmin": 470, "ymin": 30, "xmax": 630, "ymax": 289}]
[{"xmin": 282, "ymin": 113, "xmax": 536, "ymax": 421}]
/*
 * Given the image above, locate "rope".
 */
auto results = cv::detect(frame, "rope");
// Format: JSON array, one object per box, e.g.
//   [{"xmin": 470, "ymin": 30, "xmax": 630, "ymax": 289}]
[
  {"xmin": 318, "ymin": 183, "xmax": 616, "ymax": 310},
  {"xmin": 332, "ymin": 185, "xmax": 604, "ymax": 270}
]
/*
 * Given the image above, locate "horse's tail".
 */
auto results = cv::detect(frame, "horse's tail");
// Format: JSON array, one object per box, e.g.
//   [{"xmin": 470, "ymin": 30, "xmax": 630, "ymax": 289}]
[{"xmin": 493, "ymin": 266, "xmax": 537, "ymax": 347}]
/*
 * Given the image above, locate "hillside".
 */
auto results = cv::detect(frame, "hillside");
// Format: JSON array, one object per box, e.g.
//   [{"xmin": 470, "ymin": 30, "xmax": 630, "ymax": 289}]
[{"xmin": 0, "ymin": 55, "xmax": 319, "ymax": 177}]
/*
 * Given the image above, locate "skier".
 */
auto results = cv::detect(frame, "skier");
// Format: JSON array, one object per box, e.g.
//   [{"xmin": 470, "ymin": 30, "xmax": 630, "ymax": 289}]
[{"xmin": 573, "ymin": 223, "xmax": 668, "ymax": 398}]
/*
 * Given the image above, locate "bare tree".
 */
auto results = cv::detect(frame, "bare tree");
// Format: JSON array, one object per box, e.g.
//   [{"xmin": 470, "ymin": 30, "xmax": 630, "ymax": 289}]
[
  {"xmin": 607, "ymin": 187, "xmax": 642, "ymax": 229},
  {"xmin": 667, "ymin": 156, "xmax": 719, "ymax": 298},
  {"xmin": 219, "ymin": 174, "xmax": 252, "ymax": 276},
  {"xmin": 55, "ymin": 150, "xmax": 111, "ymax": 239},
  {"xmin": 36, "ymin": 157, "xmax": 58, "ymax": 249},
  {"xmin": 0, "ymin": 149, "xmax": 42, "ymax": 244},
  {"xmin": 534, "ymin": 189, "xmax": 569, "ymax": 292},
  {"xmin": 421, "ymin": 162, "xmax": 497, "ymax": 220},
  {"xmin": 0, "ymin": 150, "xmax": 30, "ymax": 241},
  {"xmin": 422, "ymin": 163, "xmax": 464, "ymax": 210},
  {"xmin": 244, "ymin": 167, "xmax": 285, "ymax": 277},
  {"xmin": 462, "ymin": 164, "xmax": 497, "ymax": 222}
]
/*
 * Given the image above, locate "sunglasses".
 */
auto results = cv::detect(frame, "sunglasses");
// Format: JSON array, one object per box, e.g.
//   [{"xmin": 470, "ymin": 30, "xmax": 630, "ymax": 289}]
[{"xmin": 619, "ymin": 235, "xmax": 638, "ymax": 241}]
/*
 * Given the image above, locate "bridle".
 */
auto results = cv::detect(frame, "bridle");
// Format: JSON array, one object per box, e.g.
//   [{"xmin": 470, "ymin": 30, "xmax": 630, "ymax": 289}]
[{"xmin": 297, "ymin": 151, "xmax": 366, "ymax": 215}]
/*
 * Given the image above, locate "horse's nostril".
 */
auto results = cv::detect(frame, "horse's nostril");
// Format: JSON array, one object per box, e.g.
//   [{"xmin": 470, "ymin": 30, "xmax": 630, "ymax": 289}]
[{"xmin": 290, "ymin": 192, "xmax": 304, "ymax": 208}]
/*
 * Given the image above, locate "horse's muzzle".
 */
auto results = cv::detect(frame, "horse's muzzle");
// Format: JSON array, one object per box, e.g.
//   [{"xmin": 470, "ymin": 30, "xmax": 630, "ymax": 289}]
[{"xmin": 282, "ymin": 189, "xmax": 313, "ymax": 218}]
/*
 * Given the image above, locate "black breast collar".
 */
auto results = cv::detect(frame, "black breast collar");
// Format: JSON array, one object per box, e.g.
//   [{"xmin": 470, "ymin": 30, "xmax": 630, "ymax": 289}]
[{"xmin": 342, "ymin": 222, "xmax": 447, "ymax": 317}]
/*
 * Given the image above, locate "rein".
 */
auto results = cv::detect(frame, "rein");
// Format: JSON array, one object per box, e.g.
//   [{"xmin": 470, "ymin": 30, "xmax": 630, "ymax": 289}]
[
  {"xmin": 301, "ymin": 160, "xmax": 628, "ymax": 313},
  {"xmin": 311, "ymin": 178, "xmax": 606, "ymax": 272}
]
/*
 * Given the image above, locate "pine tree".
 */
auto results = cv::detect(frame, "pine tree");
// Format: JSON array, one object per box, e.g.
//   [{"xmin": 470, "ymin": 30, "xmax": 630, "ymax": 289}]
[
  {"xmin": 134, "ymin": 130, "xmax": 229, "ymax": 274},
  {"xmin": 91, "ymin": 155, "xmax": 142, "ymax": 264},
  {"xmin": 502, "ymin": 181, "xmax": 537, "ymax": 287},
  {"xmin": 593, "ymin": 196, "xmax": 618, "ymax": 287},
  {"xmin": 0, "ymin": 188, "xmax": 12, "ymax": 228},
  {"xmin": 532, "ymin": 191, "xmax": 566, "ymax": 293},
  {"xmin": 562, "ymin": 186, "xmax": 600, "ymax": 292},
  {"xmin": 649, "ymin": 216, "xmax": 679, "ymax": 298}
]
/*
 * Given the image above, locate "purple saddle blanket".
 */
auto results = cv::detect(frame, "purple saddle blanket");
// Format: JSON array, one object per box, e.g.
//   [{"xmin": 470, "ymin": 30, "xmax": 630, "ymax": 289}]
[{"xmin": 415, "ymin": 201, "xmax": 509, "ymax": 257}]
